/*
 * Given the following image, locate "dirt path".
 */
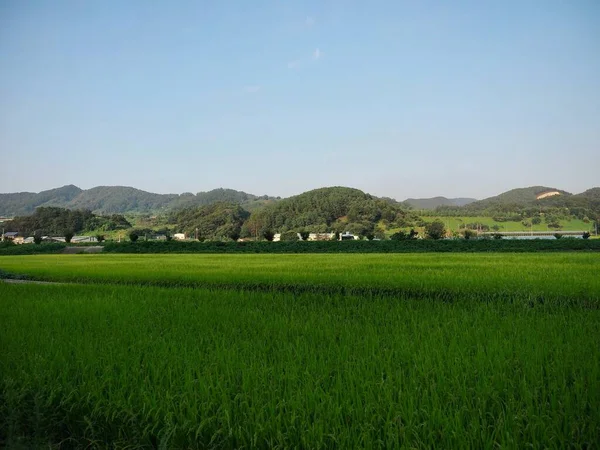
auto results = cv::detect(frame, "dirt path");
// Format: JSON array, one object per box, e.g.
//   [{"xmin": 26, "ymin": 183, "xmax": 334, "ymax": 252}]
[
  {"xmin": 2, "ymin": 279, "xmax": 63, "ymax": 285},
  {"xmin": 62, "ymin": 246, "xmax": 104, "ymax": 254}
]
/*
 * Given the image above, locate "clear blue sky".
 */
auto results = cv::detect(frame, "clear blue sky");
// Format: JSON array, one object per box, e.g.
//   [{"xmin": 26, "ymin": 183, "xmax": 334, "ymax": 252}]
[{"xmin": 1, "ymin": 0, "xmax": 599, "ymax": 199}]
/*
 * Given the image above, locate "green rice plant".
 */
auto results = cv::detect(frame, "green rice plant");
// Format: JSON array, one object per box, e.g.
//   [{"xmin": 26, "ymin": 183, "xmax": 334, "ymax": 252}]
[
  {"xmin": 1, "ymin": 283, "xmax": 599, "ymax": 448},
  {"xmin": 0, "ymin": 253, "xmax": 598, "ymax": 307}
]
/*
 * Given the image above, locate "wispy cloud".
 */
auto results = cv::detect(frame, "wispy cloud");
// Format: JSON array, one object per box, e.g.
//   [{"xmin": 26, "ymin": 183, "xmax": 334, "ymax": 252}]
[
  {"xmin": 305, "ymin": 16, "xmax": 315, "ymax": 27},
  {"xmin": 244, "ymin": 85, "xmax": 261, "ymax": 93},
  {"xmin": 313, "ymin": 48, "xmax": 322, "ymax": 60},
  {"xmin": 287, "ymin": 60, "xmax": 301, "ymax": 69}
]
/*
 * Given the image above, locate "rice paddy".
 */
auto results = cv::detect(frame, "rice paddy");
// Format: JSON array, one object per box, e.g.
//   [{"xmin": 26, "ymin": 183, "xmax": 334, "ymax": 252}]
[{"xmin": 1, "ymin": 253, "xmax": 599, "ymax": 448}]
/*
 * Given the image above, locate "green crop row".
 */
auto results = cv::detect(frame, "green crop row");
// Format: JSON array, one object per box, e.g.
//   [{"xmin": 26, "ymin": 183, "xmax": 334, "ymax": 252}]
[
  {"xmin": 1, "ymin": 253, "xmax": 598, "ymax": 307},
  {"xmin": 1, "ymin": 282, "xmax": 599, "ymax": 449}
]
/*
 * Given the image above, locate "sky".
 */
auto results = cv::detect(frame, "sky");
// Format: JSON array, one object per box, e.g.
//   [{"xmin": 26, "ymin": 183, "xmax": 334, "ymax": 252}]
[{"xmin": 1, "ymin": 0, "xmax": 599, "ymax": 200}]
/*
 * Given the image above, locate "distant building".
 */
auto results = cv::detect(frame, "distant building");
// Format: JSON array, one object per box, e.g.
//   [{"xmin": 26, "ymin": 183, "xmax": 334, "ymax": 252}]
[
  {"xmin": 308, "ymin": 233, "xmax": 335, "ymax": 241},
  {"xmin": 173, "ymin": 233, "xmax": 186, "ymax": 240},
  {"xmin": 3, "ymin": 231, "xmax": 18, "ymax": 241},
  {"xmin": 340, "ymin": 232, "xmax": 358, "ymax": 241}
]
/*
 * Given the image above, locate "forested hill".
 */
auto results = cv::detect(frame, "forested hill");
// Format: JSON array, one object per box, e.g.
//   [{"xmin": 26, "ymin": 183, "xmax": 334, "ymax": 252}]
[
  {"xmin": 0, "ymin": 185, "xmax": 276, "ymax": 216},
  {"xmin": 0, "ymin": 185, "xmax": 83, "ymax": 216},
  {"xmin": 244, "ymin": 187, "xmax": 416, "ymax": 237},
  {"xmin": 432, "ymin": 186, "xmax": 600, "ymax": 220},
  {"xmin": 464, "ymin": 186, "xmax": 571, "ymax": 210}
]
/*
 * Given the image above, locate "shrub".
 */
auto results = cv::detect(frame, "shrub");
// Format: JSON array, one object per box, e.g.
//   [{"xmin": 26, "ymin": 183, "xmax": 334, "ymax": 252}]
[
  {"xmin": 299, "ymin": 231, "xmax": 310, "ymax": 241},
  {"xmin": 582, "ymin": 232, "xmax": 590, "ymax": 240},
  {"xmin": 263, "ymin": 230, "xmax": 275, "ymax": 242},
  {"xmin": 425, "ymin": 221, "xmax": 446, "ymax": 240},
  {"xmin": 129, "ymin": 231, "xmax": 139, "ymax": 242},
  {"xmin": 280, "ymin": 231, "xmax": 299, "ymax": 242},
  {"xmin": 463, "ymin": 229, "xmax": 476, "ymax": 240},
  {"xmin": 554, "ymin": 233, "xmax": 562, "ymax": 239},
  {"xmin": 96, "ymin": 234, "xmax": 106, "ymax": 243},
  {"xmin": 64, "ymin": 231, "xmax": 74, "ymax": 243}
]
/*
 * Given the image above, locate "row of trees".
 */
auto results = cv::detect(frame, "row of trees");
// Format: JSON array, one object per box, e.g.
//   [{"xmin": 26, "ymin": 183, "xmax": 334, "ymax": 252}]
[{"xmin": 4, "ymin": 207, "xmax": 132, "ymax": 237}]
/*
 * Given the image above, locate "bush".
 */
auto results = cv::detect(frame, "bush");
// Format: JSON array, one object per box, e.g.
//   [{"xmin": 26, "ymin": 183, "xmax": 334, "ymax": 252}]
[
  {"xmin": 96, "ymin": 234, "xmax": 106, "ymax": 243},
  {"xmin": 463, "ymin": 229, "xmax": 476, "ymax": 240},
  {"xmin": 554, "ymin": 233, "xmax": 563, "ymax": 239},
  {"xmin": 263, "ymin": 230, "xmax": 275, "ymax": 242},
  {"xmin": 299, "ymin": 231, "xmax": 310, "ymax": 241},
  {"xmin": 97, "ymin": 239, "xmax": 600, "ymax": 255},
  {"xmin": 129, "ymin": 231, "xmax": 139, "ymax": 242},
  {"xmin": 425, "ymin": 221, "xmax": 446, "ymax": 240},
  {"xmin": 582, "ymin": 232, "xmax": 590, "ymax": 240},
  {"xmin": 64, "ymin": 231, "xmax": 74, "ymax": 243},
  {"xmin": 280, "ymin": 231, "xmax": 299, "ymax": 242}
]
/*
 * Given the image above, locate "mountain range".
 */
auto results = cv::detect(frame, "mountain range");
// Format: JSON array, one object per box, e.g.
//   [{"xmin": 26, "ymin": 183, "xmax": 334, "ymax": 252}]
[
  {"xmin": 403, "ymin": 197, "xmax": 477, "ymax": 209},
  {"xmin": 0, "ymin": 185, "xmax": 277, "ymax": 216},
  {"xmin": 0, "ymin": 184, "xmax": 598, "ymax": 217}
]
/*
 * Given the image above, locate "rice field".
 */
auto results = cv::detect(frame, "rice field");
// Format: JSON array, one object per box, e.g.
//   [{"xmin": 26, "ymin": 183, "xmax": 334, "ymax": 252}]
[{"xmin": 1, "ymin": 254, "xmax": 599, "ymax": 448}]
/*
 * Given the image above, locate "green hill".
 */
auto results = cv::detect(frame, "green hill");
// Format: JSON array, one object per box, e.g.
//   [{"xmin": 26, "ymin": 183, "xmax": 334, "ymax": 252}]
[
  {"xmin": 171, "ymin": 202, "xmax": 250, "ymax": 240},
  {"xmin": 465, "ymin": 186, "xmax": 571, "ymax": 210},
  {"xmin": 0, "ymin": 185, "xmax": 83, "ymax": 216},
  {"xmin": 245, "ymin": 186, "xmax": 413, "ymax": 237}
]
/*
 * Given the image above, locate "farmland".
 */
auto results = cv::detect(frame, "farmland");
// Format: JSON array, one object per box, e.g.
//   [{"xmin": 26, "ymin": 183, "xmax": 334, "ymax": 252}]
[
  {"xmin": 1, "ymin": 253, "xmax": 599, "ymax": 448},
  {"xmin": 396, "ymin": 216, "xmax": 593, "ymax": 234}
]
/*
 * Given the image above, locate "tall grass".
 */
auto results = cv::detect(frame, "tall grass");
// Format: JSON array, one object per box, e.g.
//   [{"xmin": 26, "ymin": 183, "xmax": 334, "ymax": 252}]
[{"xmin": 2, "ymin": 282, "xmax": 599, "ymax": 448}]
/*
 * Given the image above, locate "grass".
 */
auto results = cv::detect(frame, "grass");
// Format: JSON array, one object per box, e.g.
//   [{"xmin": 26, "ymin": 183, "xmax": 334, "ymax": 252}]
[{"xmin": 1, "ymin": 253, "xmax": 599, "ymax": 448}]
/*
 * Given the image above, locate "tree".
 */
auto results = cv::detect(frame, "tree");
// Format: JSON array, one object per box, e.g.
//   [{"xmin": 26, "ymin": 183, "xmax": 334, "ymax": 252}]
[
  {"xmin": 582, "ymin": 231, "xmax": 590, "ymax": 239},
  {"xmin": 263, "ymin": 230, "xmax": 275, "ymax": 241},
  {"xmin": 553, "ymin": 233, "xmax": 562, "ymax": 239},
  {"xmin": 64, "ymin": 231, "xmax": 74, "ymax": 243},
  {"xmin": 96, "ymin": 234, "xmax": 105, "ymax": 243},
  {"xmin": 390, "ymin": 231, "xmax": 407, "ymax": 241},
  {"xmin": 280, "ymin": 231, "xmax": 298, "ymax": 241},
  {"xmin": 129, "ymin": 231, "xmax": 139, "ymax": 242},
  {"xmin": 299, "ymin": 231, "xmax": 310, "ymax": 241},
  {"xmin": 463, "ymin": 229, "xmax": 476, "ymax": 240},
  {"xmin": 425, "ymin": 220, "xmax": 446, "ymax": 240},
  {"xmin": 33, "ymin": 231, "xmax": 43, "ymax": 245},
  {"xmin": 229, "ymin": 230, "xmax": 241, "ymax": 241}
]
